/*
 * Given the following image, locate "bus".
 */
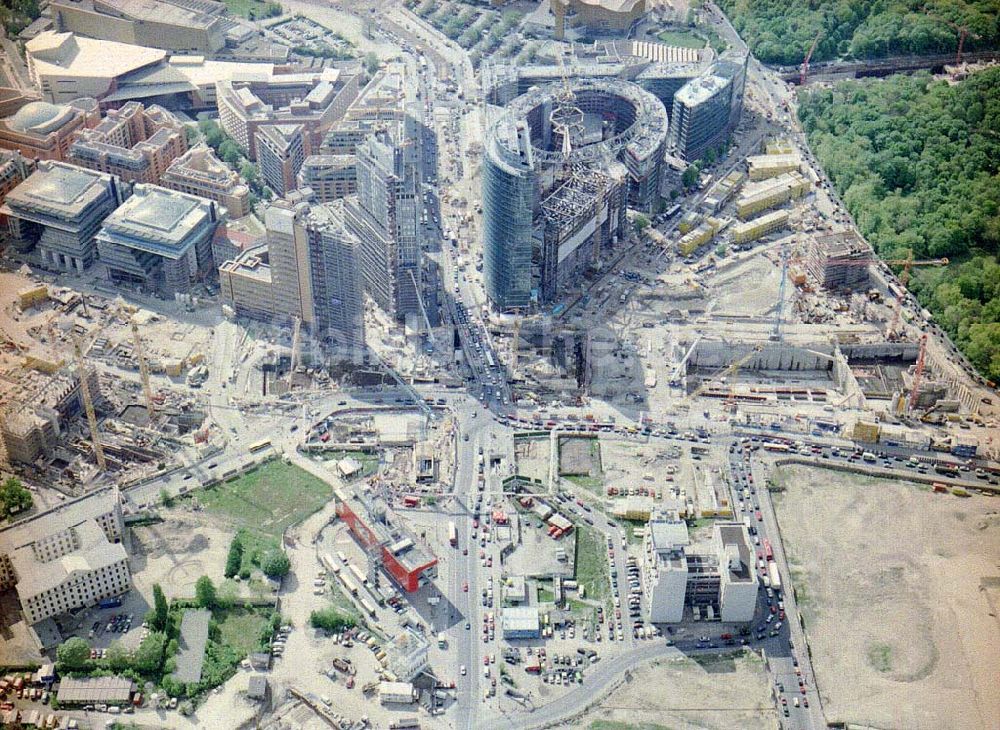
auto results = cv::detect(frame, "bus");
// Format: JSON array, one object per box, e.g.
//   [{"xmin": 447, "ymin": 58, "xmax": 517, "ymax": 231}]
[
  {"xmin": 664, "ymin": 204, "xmax": 681, "ymax": 219},
  {"xmin": 348, "ymin": 564, "xmax": 367, "ymax": 586},
  {"xmin": 340, "ymin": 575, "xmax": 359, "ymax": 596},
  {"xmin": 767, "ymin": 561, "xmax": 782, "ymax": 591},
  {"xmin": 360, "ymin": 598, "xmax": 378, "ymax": 618},
  {"xmin": 762, "ymin": 442, "xmax": 790, "ymax": 453},
  {"xmin": 762, "ymin": 538, "xmax": 773, "ymax": 561},
  {"xmin": 248, "ymin": 438, "xmax": 272, "ymax": 454},
  {"xmin": 448, "ymin": 521, "xmax": 458, "ymax": 547},
  {"xmin": 485, "ymin": 350, "xmax": 496, "ymax": 368},
  {"xmin": 934, "ymin": 463, "xmax": 959, "ymax": 478}
]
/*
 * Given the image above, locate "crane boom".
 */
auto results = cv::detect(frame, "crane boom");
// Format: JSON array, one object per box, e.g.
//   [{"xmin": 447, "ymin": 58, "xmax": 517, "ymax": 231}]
[
  {"xmin": 288, "ymin": 315, "xmax": 301, "ymax": 388},
  {"xmin": 73, "ymin": 337, "xmax": 106, "ymax": 472},
  {"xmin": 908, "ymin": 334, "xmax": 929, "ymax": 411},
  {"xmin": 131, "ymin": 320, "xmax": 156, "ymax": 416},
  {"xmin": 687, "ymin": 346, "xmax": 763, "ymax": 401},
  {"xmin": 800, "ymin": 30, "xmax": 822, "ymax": 84}
]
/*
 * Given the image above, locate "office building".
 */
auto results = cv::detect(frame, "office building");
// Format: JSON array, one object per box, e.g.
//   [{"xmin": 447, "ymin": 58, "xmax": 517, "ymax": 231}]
[
  {"xmin": 96, "ymin": 184, "xmax": 220, "ymax": 296},
  {"xmin": 540, "ymin": 165, "xmax": 628, "ymax": 303},
  {"xmin": 0, "ymin": 151, "xmax": 35, "ymax": 210},
  {"xmin": 642, "ymin": 510, "xmax": 758, "ymax": 623},
  {"xmin": 67, "ymin": 102, "xmax": 187, "ymax": 185},
  {"xmin": 715, "ymin": 523, "xmax": 758, "ymax": 623},
  {"xmin": 256, "ymin": 124, "xmax": 306, "ymax": 197},
  {"xmin": 642, "ymin": 511, "xmax": 690, "ymax": 623},
  {"xmin": 1, "ymin": 161, "xmax": 126, "ymax": 270},
  {"xmin": 0, "ymin": 98, "xmax": 99, "ymax": 162},
  {"xmin": 0, "ymin": 488, "xmax": 129, "ymax": 626},
  {"xmin": 161, "ymin": 145, "xmax": 250, "ymax": 218},
  {"xmin": 668, "ymin": 57, "xmax": 747, "ymax": 162},
  {"xmin": 807, "ymin": 229, "xmax": 870, "ymax": 291},
  {"xmin": 297, "ymin": 154, "xmax": 356, "ymax": 202},
  {"xmin": 50, "ymin": 0, "xmax": 225, "ymax": 55},
  {"xmin": 482, "ymin": 78, "xmax": 668, "ymax": 311},
  {"xmin": 551, "ymin": 0, "xmax": 646, "ymax": 40},
  {"xmin": 216, "ymin": 69, "xmax": 361, "ymax": 160},
  {"xmin": 302, "ymin": 202, "xmax": 366, "ymax": 349},
  {"xmin": 25, "ymin": 31, "xmax": 168, "ymax": 104},
  {"xmin": 220, "ymin": 199, "xmax": 365, "ymax": 348},
  {"xmin": 344, "ymin": 123, "xmax": 421, "ymax": 321}
]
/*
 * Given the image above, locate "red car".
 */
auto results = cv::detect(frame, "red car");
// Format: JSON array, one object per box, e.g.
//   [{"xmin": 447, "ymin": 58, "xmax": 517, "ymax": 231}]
[{"xmin": 755, "ymin": 510, "xmax": 763, "ymax": 521}]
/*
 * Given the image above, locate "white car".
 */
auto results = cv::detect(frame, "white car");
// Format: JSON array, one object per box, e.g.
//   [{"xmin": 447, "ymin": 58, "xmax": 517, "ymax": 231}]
[{"xmin": 460, "ymin": 665, "xmax": 467, "ymax": 676}]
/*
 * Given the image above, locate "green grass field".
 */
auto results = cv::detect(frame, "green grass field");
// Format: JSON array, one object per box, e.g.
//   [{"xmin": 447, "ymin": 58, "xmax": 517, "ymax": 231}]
[
  {"xmin": 224, "ymin": 0, "xmax": 279, "ymax": 19},
  {"xmin": 657, "ymin": 29, "xmax": 706, "ymax": 49},
  {"xmin": 198, "ymin": 460, "xmax": 332, "ymax": 538},
  {"xmin": 217, "ymin": 609, "xmax": 269, "ymax": 656},
  {"xmin": 574, "ymin": 524, "xmax": 609, "ymax": 605}
]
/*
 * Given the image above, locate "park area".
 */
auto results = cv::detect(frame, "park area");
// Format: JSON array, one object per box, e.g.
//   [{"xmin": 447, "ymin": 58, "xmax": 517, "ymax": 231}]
[
  {"xmin": 772, "ymin": 465, "xmax": 1000, "ymax": 730},
  {"xmin": 196, "ymin": 459, "xmax": 333, "ymax": 539}
]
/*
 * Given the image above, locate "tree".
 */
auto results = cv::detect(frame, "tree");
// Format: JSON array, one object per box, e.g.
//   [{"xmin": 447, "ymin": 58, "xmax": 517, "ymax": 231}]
[
  {"xmin": 0, "ymin": 477, "xmax": 32, "ymax": 518},
  {"xmin": 364, "ymin": 51, "xmax": 380, "ymax": 77},
  {"xmin": 224, "ymin": 536, "xmax": 244, "ymax": 579},
  {"xmin": 151, "ymin": 583, "xmax": 169, "ymax": 631},
  {"xmin": 261, "ymin": 549, "xmax": 291, "ymax": 578},
  {"xmin": 133, "ymin": 632, "xmax": 167, "ymax": 674},
  {"xmin": 632, "ymin": 214, "xmax": 650, "ymax": 234},
  {"xmin": 239, "ymin": 162, "xmax": 258, "ymax": 186},
  {"xmin": 159, "ymin": 488, "xmax": 174, "ymax": 508},
  {"xmin": 105, "ymin": 642, "xmax": 132, "ymax": 672},
  {"xmin": 309, "ymin": 607, "xmax": 355, "ymax": 632},
  {"xmin": 195, "ymin": 575, "xmax": 217, "ymax": 609},
  {"xmin": 681, "ymin": 165, "xmax": 699, "ymax": 188},
  {"xmin": 56, "ymin": 637, "xmax": 91, "ymax": 669},
  {"xmin": 218, "ymin": 140, "xmax": 243, "ymax": 167}
]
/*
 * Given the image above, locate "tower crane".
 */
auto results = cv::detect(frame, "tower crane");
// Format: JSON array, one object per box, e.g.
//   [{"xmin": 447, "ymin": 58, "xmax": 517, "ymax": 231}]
[
  {"xmin": 510, "ymin": 312, "xmax": 522, "ymax": 379},
  {"xmin": 908, "ymin": 334, "xmax": 929, "ymax": 411},
  {"xmin": 287, "ymin": 315, "xmax": 302, "ymax": 388},
  {"xmin": 73, "ymin": 336, "xmax": 106, "ymax": 472},
  {"xmin": 131, "ymin": 320, "xmax": 156, "ymax": 416},
  {"xmin": 924, "ymin": 8, "xmax": 982, "ymax": 66},
  {"xmin": 800, "ymin": 30, "xmax": 822, "ymax": 85}
]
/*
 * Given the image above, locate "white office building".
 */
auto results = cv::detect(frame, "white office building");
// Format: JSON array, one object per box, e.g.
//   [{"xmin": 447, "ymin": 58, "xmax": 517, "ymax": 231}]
[{"xmin": 643, "ymin": 510, "xmax": 689, "ymax": 623}]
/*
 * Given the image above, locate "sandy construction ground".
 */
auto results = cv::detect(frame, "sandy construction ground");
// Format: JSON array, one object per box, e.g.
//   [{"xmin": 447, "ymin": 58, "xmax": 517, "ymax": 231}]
[
  {"xmin": 572, "ymin": 652, "xmax": 777, "ymax": 730},
  {"xmin": 772, "ymin": 466, "xmax": 1000, "ymax": 730}
]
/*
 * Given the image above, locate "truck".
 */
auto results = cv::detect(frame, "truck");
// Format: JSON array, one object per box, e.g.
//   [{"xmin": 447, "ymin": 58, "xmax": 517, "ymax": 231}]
[
  {"xmin": 862, "ymin": 451, "xmax": 877, "ymax": 463},
  {"xmin": 98, "ymin": 597, "xmax": 123, "ymax": 609},
  {"xmin": 332, "ymin": 658, "xmax": 356, "ymax": 676},
  {"xmin": 767, "ymin": 561, "xmax": 781, "ymax": 591},
  {"xmin": 437, "ymin": 632, "xmax": 447, "ymax": 648},
  {"xmin": 389, "ymin": 717, "xmax": 420, "ymax": 729},
  {"xmin": 448, "ymin": 521, "xmax": 458, "ymax": 547}
]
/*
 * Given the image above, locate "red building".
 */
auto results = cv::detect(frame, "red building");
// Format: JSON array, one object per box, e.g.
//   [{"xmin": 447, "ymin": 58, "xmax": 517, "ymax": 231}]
[{"xmin": 334, "ymin": 488, "xmax": 438, "ymax": 593}]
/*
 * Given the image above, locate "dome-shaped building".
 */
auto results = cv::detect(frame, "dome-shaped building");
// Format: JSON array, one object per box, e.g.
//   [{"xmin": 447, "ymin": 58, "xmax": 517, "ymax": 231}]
[{"xmin": 0, "ymin": 97, "xmax": 97, "ymax": 161}]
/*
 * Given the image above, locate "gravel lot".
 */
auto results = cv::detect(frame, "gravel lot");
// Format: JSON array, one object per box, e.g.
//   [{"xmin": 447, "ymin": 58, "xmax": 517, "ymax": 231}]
[
  {"xmin": 772, "ymin": 465, "xmax": 1000, "ymax": 729},
  {"xmin": 571, "ymin": 652, "xmax": 776, "ymax": 730}
]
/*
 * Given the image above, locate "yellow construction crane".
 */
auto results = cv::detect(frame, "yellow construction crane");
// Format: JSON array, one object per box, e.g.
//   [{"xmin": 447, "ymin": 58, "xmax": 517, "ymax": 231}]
[
  {"xmin": 288, "ymin": 315, "xmax": 302, "ymax": 389},
  {"xmin": 73, "ymin": 336, "xmax": 106, "ymax": 472},
  {"xmin": 131, "ymin": 320, "xmax": 156, "ymax": 417},
  {"xmin": 510, "ymin": 313, "xmax": 522, "ymax": 379},
  {"xmin": 686, "ymin": 345, "xmax": 764, "ymax": 402}
]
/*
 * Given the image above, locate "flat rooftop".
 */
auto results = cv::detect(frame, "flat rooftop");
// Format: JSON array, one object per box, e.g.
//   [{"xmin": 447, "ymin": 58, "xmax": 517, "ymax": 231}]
[
  {"xmin": 718, "ymin": 523, "xmax": 754, "ymax": 582},
  {"xmin": 1, "ymin": 161, "xmax": 114, "ymax": 219},
  {"xmin": 98, "ymin": 184, "xmax": 215, "ymax": 257}
]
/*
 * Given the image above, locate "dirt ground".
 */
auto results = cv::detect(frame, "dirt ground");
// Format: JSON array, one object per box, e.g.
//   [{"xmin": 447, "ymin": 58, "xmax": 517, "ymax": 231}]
[
  {"xmin": 130, "ymin": 513, "xmax": 233, "ymax": 601},
  {"xmin": 573, "ymin": 652, "xmax": 777, "ymax": 730},
  {"xmin": 515, "ymin": 437, "xmax": 551, "ymax": 483},
  {"xmin": 772, "ymin": 466, "xmax": 1000, "ymax": 730}
]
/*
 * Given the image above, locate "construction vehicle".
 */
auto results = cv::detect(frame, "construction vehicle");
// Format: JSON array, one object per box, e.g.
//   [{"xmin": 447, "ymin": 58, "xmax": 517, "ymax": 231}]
[
  {"xmin": 800, "ymin": 30, "xmax": 822, "ymax": 85},
  {"xmin": 686, "ymin": 345, "xmax": 764, "ymax": 402}
]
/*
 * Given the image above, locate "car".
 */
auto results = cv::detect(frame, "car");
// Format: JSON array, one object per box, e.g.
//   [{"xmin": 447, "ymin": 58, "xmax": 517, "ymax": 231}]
[
  {"xmin": 460, "ymin": 665, "xmax": 467, "ymax": 676},
  {"xmin": 463, "ymin": 582, "xmax": 468, "ymax": 592}
]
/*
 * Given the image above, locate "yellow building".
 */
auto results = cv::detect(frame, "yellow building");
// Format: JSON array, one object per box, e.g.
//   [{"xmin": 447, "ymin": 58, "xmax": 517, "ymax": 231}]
[
  {"xmin": 747, "ymin": 153, "xmax": 801, "ymax": 181},
  {"xmin": 677, "ymin": 217, "xmax": 722, "ymax": 256},
  {"xmin": 731, "ymin": 210, "xmax": 789, "ymax": 243},
  {"xmin": 736, "ymin": 172, "xmax": 809, "ymax": 220},
  {"xmin": 16, "ymin": 284, "xmax": 48, "ymax": 310},
  {"xmin": 765, "ymin": 138, "xmax": 795, "ymax": 155}
]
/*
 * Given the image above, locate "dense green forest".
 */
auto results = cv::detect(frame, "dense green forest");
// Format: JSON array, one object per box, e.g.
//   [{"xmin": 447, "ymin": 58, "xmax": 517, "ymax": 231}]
[
  {"xmin": 717, "ymin": 0, "xmax": 1000, "ymax": 65},
  {"xmin": 798, "ymin": 69, "xmax": 1000, "ymax": 381}
]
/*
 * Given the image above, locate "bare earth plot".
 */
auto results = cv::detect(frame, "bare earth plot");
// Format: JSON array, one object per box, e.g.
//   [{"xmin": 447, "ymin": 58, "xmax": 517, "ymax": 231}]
[
  {"xmin": 575, "ymin": 653, "xmax": 776, "ymax": 730},
  {"xmin": 772, "ymin": 466, "xmax": 1000, "ymax": 730}
]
